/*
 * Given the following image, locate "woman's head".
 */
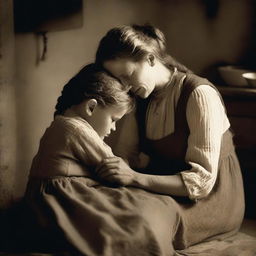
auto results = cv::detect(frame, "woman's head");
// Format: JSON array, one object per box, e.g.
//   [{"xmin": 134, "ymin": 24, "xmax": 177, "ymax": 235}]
[
  {"xmin": 96, "ymin": 24, "xmax": 167, "ymax": 65},
  {"xmin": 54, "ymin": 63, "xmax": 135, "ymax": 138},
  {"xmin": 96, "ymin": 24, "xmax": 191, "ymax": 98},
  {"xmin": 96, "ymin": 24, "xmax": 190, "ymax": 72}
]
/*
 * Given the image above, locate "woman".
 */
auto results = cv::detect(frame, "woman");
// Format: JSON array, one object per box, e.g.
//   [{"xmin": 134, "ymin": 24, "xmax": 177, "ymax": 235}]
[{"xmin": 95, "ymin": 24, "xmax": 245, "ymax": 250}]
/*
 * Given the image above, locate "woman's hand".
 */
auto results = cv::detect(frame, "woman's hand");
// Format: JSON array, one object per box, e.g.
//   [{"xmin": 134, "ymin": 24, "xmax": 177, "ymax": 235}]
[{"xmin": 96, "ymin": 156, "xmax": 138, "ymax": 186}]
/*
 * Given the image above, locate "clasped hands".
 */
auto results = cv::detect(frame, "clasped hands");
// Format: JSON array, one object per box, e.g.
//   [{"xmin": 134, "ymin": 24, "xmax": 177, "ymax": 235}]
[{"xmin": 96, "ymin": 156, "xmax": 138, "ymax": 186}]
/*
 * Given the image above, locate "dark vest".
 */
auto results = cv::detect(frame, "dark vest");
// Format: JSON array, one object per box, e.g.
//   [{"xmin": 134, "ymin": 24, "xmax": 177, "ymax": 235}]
[{"xmin": 136, "ymin": 73, "xmax": 223, "ymax": 175}]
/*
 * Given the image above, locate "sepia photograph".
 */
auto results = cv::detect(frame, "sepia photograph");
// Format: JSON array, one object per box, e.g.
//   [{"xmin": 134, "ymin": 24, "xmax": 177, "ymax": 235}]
[{"xmin": 0, "ymin": 0, "xmax": 256, "ymax": 255}]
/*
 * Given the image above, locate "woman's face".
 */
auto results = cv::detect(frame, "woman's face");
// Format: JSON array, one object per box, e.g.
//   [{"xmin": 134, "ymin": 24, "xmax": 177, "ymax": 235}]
[{"xmin": 103, "ymin": 57, "xmax": 156, "ymax": 98}]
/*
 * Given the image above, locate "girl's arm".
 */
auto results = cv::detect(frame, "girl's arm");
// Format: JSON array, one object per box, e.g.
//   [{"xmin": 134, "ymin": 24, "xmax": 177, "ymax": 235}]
[{"xmin": 68, "ymin": 119, "xmax": 115, "ymax": 167}]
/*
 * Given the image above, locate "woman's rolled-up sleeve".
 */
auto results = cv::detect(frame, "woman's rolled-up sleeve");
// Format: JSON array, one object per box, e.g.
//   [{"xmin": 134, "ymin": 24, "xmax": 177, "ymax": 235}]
[{"xmin": 180, "ymin": 85, "xmax": 230, "ymax": 200}]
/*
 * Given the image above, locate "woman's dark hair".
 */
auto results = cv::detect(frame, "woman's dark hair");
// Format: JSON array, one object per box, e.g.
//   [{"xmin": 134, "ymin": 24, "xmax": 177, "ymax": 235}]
[
  {"xmin": 54, "ymin": 63, "xmax": 135, "ymax": 116},
  {"xmin": 96, "ymin": 24, "xmax": 191, "ymax": 73}
]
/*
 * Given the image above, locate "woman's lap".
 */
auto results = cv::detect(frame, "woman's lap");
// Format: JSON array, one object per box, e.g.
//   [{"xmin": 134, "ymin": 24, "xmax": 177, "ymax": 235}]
[{"xmin": 174, "ymin": 152, "xmax": 245, "ymax": 249}]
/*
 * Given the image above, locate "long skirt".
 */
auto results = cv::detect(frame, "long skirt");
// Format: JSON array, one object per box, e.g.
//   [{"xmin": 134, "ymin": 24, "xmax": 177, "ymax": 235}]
[{"xmin": 23, "ymin": 139, "xmax": 244, "ymax": 256}]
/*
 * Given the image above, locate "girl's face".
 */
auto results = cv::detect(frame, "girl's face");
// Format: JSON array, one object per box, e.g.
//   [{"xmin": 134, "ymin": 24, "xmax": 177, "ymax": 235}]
[
  {"xmin": 103, "ymin": 57, "xmax": 156, "ymax": 98},
  {"xmin": 89, "ymin": 104, "xmax": 127, "ymax": 139}
]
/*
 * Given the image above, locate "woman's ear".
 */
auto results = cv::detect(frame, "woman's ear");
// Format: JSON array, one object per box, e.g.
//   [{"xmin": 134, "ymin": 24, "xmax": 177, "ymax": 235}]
[
  {"xmin": 147, "ymin": 54, "xmax": 155, "ymax": 67},
  {"xmin": 85, "ymin": 99, "xmax": 98, "ymax": 116}
]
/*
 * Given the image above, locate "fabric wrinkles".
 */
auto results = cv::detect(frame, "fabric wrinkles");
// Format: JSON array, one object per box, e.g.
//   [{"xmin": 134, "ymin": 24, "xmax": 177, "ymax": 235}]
[
  {"xmin": 26, "ymin": 177, "xmax": 176, "ymax": 256},
  {"xmin": 24, "ymin": 72, "xmax": 246, "ymax": 256},
  {"xmin": 29, "ymin": 116, "xmax": 114, "ymax": 178}
]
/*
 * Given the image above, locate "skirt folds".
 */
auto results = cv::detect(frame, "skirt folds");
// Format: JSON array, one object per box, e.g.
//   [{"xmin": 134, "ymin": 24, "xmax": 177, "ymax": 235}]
[
  {"xmin": 25, "ymin": 177, "xmax": 178, "ymax": 256},
  {"xmin": 25, "ymin": 138, "xmax": 244, "ymax": 256}
]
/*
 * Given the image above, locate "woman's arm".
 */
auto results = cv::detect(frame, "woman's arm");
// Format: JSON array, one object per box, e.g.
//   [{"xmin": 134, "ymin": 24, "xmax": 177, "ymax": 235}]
[
  {"xmin": 96, "ymin": 85, "xmax": 229, "ymax": 199},
  {"xmin": 180, "ymin": 85, "xmax": 229, "ymax": 200},
  {"xmin": 96, "ymin": 156, "xmax": 189, "ymax": 196},
  {"xmin": 133, "ymin": 172, "xmax": 189, "ymax": 196}
]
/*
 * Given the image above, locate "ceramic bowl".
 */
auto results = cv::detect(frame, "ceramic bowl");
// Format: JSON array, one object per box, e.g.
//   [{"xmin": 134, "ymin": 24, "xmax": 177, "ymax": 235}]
[
  {"xmin": 242, "ymin": 72, "xmax": 256, "ymax": 87},
  {"xmin": 218, "ymin": 65, "xmax": 252, "ymax": 87}
]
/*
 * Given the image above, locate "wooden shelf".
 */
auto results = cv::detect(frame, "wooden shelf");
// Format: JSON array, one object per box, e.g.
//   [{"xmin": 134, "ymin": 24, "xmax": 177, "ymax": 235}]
[
  {"xmin": 216, "ymin": 86, "xmax": 256, "ymax": 100},
  {"xmin": 217, "ymin": 85, "xmax": 256, "ymax": 218}
]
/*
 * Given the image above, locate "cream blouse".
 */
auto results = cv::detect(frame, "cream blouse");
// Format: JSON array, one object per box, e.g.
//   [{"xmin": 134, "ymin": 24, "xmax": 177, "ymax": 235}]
[{"xmin": 112, "ymin": 71, "xmax": 230, "ymax": 200}]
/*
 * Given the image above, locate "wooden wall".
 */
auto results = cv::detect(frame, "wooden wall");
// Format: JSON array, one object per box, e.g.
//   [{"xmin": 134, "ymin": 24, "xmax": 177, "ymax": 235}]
[{"xmin": 0, "ymin": 0, "xmax": 17, "ymax": 207}]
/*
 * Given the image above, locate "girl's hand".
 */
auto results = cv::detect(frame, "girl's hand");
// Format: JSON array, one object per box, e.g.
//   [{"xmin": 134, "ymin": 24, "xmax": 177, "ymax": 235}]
[{"xmin": 96, "ymin": 156, "xmax": 137, "ymax": 186}]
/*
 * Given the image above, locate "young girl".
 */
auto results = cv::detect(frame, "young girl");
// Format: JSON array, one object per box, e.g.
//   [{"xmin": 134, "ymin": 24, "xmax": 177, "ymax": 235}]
[
  {"xmin": 24, "ymin": 63, "xmax": 175, "ymax": 256},
  {"xmin": 24, "ymin": 63, "xmax": 143, "ymax": 253},
  {"xmin": 28, "ymin": 63, "xmax": 134, "ymax": 180}
]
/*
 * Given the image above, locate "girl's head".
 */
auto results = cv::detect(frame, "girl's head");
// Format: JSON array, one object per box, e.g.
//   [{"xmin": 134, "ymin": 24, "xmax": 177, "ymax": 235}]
[
  {"xmin": 95, "ymin": 24, "xmax": 190, "ymax": 98},
  {"xmin": 55, "ymin": 63, "xmax": 135, "ymax": 138}
]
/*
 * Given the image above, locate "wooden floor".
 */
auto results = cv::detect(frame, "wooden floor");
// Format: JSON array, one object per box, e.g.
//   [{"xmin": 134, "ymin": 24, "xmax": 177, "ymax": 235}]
[
  {"xmin": 240, "ymin": 218, "xmax": 256, "ymax": 237},
  {"xmin": 0, "ymin": 218, "xmax": 255, "ymax": 256}
]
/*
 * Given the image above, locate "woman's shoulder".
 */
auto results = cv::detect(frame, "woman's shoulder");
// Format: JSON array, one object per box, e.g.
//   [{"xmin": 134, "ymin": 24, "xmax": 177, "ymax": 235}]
[
  {"xmin": 184, "ymin": 73, "xmax": 211, "ymax": 86},
  {"xmin": 189, "ymin": 85, "xmax": 221, "ymax": 104},
  {"xmin": 180, "ymin": 72, "xmax": 221, "ymax": 100}
]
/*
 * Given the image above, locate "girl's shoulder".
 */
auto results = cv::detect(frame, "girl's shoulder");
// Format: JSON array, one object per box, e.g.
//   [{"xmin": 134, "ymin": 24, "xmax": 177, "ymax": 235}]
[
  {"xmin": 54, "ymin": 115, "xmax": 89, "ymax": 129},
  {"xmin": 53, "ymin": 115, "xmax": 98, "ymax": 139},
  {"xmin": 50, "ymin": 115, "xmax": 92, "ymax": 136}
]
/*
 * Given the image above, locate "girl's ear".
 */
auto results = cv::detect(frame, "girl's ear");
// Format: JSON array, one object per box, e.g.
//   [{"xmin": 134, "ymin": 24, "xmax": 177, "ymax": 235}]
[
  {"xmin": 85, "ymin": 99, "xmax": 98, "ymax": 116},
  {"xmin": 147, "ymin": 54, "xmax": 155, "ymax": 67}
]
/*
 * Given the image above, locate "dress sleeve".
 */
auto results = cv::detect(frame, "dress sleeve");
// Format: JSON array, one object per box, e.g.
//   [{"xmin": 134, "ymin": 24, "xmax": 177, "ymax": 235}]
[
  {"xmin": 180, "ymin": 85, "xmax": 230, "ymax": 200},
  {"xmin": 68, "ymin": 122, "xmax": 114, "ymax": 167}
]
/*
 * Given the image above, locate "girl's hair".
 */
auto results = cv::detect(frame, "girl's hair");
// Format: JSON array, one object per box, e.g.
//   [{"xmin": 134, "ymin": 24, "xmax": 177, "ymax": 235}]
[
  {"xmin": 96, "ymin": 24, "xmax": 191, "ymax": 73},
  {"xmin": 54, "ymin": 63, "xmax": 135, "ymax": 116}
]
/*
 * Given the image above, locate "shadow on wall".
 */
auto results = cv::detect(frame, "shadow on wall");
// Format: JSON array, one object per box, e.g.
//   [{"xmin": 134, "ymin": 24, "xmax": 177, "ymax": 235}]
[
  {"xmin": 159, "ymin": 0, "xmax": 255, "ymax": 81},
  {"xmin": 12, "ymin": 0, "xmax": 256, "ymax": 199},
  {"xmin": 205, "ymin": 0, "xmax": 256, "ymax": 82}
]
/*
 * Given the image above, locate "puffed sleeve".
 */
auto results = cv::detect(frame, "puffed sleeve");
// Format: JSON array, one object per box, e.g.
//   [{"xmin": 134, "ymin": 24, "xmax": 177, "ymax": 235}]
[
  {"xmin": 180, "ymin": 85, "xmax": 230, "ymax": 200},
  {"xmin": 68, "ymin": 120, "xmax": 114, "ymax": 166}
]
